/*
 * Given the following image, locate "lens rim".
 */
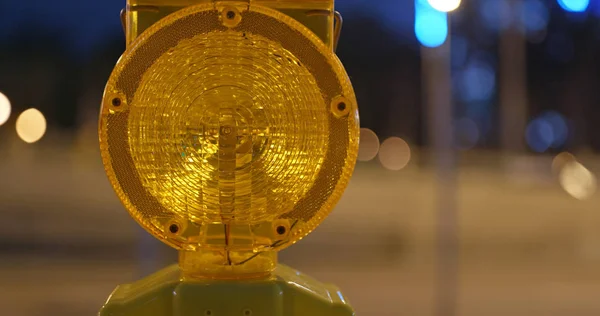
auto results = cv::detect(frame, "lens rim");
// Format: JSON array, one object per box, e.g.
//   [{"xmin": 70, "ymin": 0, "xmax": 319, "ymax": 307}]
[{"xmin": 100, "ymin": 3, "xmax": 359, "ymax": 251}]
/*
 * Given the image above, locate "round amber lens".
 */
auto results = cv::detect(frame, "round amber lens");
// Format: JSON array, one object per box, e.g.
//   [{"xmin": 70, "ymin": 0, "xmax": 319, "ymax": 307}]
[
  {"xmin": 100, "ymin": 4, "xmax": 359, "ymax": 252},
  {"xmin": 129, "ymin": 31, "xmax": 328, "ymax": 223}
]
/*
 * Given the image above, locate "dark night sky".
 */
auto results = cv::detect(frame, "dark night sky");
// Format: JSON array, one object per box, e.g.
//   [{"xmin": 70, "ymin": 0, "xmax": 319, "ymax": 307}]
[
  {"xmin": 1, "ymin": 0, "xmax": 600, "ymax": 55},
  {"xmin": 0, "ymin": 0, "xmax": 123, "ymax": 54},
  {"xmin": 2, "ymin": 0, "xmax": 600, "ymax": 149},
  {"xmin": 0, "ymin": 0, "xmax": 415, "ymax": 55}
]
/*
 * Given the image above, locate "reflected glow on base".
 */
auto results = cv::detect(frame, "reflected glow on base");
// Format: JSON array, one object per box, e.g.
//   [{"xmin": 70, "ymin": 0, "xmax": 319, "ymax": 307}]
[
  {"xmin": 378, "ymin": 137, "xmax": 411, "ymax": 171},
  {"xmin": 358, "ymin": 128, "xmax": 380, "ymax": 162},
  {"xmin": 16, "ymin": 108, "xmax": 47, "ymax": 143},
  {"xmin": 559, "ymin": 161, "xmax": 597, "ymax": 200},
  {"xmin": 0, "ymin": 92, "xmax": 11, "ymax": 126}
]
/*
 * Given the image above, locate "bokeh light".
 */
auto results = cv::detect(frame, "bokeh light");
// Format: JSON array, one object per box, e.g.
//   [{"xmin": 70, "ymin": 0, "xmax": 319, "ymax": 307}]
[
  {"xmin": 541, "ymin": 111, "xmax": 569, "ymax": 148},
  {"xmin": 358, "ymin": 128, "xmax": 381, "ymax": 162},
  {"xmin": 479, "ymin": 1, "xmax": 512, "ymax": 31},
  {"xmin": 552, "ymin": 151, "xmax": 577, "ymax": 174},
  {"xmin": 378, "ymin": 137, "xmax": 411, "ymax": 171},
  {"xmin": 16, "ymin": 108, "xmax": 47, "ymax": 143},
  {"xmin": 526, "ymin": 118, "xmax": 554, "ymax": 153},
  {"xmin": 458, "ymin": 60, "xmax": 496, "ymax": 102},
  {"xmin": 526, "ymin": 112, "xmax": 569, "ymax": 152},
  {"xmin": 415, "ymin": 0, "xmax": 448, "ymax": 48},
  {"xmin": 427, "ymin": 0, "xmax": 461, "ymax": 12},
  {"xmin": 558, "ymin": 0, "xmax": 590, "ymax": 12},
  {"xmin": 0, "ymin": 92, "xmax": 11, "ymax": 126},
  {"xmin": 454, "ymin": 117, "xmax": 480, "ymax": 150},
  {"xmin": 520, "ymin": 0, "xmax": 550, "ymax": 33},
  {"xmin": 559, "ymin": 161, "xmax": 597, "ymax": 200}
]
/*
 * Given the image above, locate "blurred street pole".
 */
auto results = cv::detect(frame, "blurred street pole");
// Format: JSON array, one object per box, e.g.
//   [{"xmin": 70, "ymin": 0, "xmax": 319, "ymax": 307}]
[
  {"xmin": 499, "ymin": 0, "xmax": 528, "ymax": 153},
  {"xmin": 422, "ymin": 32, "xmax": 458, "ymax": 316}
]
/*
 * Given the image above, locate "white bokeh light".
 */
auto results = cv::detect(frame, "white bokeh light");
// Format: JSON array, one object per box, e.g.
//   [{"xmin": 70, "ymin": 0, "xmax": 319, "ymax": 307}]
[
  {"xmin": 358, "ymin": 128, "xmax": 380, "ymax": 162},
  {"xmin": 559, "ymin": 161, "xmax": 597, "ymax": 200},
  {"xmin": 427, "ymin": 0, "xmax": 462, "ymax": 12},
  {"xmin": 551, "ymin": 152, "xmax": 576, "ymax": 175},
  {"xmin": 378, "ymin": 137, "xmax": 411, "ymax": 171},
  {"xmin": 0, "ymin": 92, "xmax": 11, "ymax": 126},
  {"xmin": 16, "ymin": 108, "xmax": 47, "ymax": 143}
]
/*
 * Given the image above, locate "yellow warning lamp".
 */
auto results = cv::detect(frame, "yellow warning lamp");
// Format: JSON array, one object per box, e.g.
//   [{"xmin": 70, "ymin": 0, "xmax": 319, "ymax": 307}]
[{"xmin": 99, "ymin": 0, "xmax": 359, "ymax": 315}]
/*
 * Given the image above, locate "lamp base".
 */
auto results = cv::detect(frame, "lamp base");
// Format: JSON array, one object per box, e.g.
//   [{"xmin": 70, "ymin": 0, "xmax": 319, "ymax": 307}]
[{"xmin": 99, "ymin": 263, "xmax": 355, "ymax": 316}]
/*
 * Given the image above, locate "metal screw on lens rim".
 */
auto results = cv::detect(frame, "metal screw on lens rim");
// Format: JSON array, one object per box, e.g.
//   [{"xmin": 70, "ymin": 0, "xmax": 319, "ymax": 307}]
[
  {"xmin": 112, "ymin": 98, "xmax": 122, "ymax": 107},
  {"xmin": 222, "ymin": 6, "xmax": 242, "ymax": 28},
  {"xmin": 330, "ymin": 96, "xmax": 351, "ymax": 118}
]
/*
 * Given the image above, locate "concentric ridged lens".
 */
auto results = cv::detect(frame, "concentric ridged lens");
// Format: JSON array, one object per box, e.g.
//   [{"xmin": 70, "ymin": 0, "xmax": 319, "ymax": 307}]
[
  {"xmin": 100, "ymin": 3, "xmax": 359, "ymax": 253},
  {"xmin": 128, "ymin": 31, "xmax": 328, "ymax": 223}
]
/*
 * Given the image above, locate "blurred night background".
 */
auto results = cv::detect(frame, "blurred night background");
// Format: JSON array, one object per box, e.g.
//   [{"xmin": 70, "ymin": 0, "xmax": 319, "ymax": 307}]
[{"xmin": 2, "ymin": 0, "xmax": 600, "ymax": 315}]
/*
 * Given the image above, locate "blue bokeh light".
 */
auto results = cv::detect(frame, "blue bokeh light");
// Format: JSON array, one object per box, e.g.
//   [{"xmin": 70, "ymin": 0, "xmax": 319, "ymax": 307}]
[
  {"xmin": 526, "ymin": 118, "xmax": 555, "ymax": 153},
  {"xmin": 521, "ymin": 0, "xmax": 550, "ymax": 32},
  {"xmin": 525, "ymin": 111, "xmax": 569, "ymax": 152},
  {"xmin": 458, "ymin": 61, "xmax": 496, "ymax": 102},
  {"xmin": 558, "ymin": 0, "xmax": 590, "ymax": 12},
  {"xmin": 415, "ymin": 0, "xmax": 448, "ymax": 47},
  {"xmin": 479, "ymin": 1, "xmax": 512, "ymax": 31},
  {"xmin": 541, "ymin": 111, "xmax": 569, "ymax": 148}
]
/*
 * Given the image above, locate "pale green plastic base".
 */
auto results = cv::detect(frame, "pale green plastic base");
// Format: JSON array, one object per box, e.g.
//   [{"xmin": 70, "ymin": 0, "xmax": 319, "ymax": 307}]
[{"xmin": 99, "ymin": 264, "xmax": 355, "ymax": 316}]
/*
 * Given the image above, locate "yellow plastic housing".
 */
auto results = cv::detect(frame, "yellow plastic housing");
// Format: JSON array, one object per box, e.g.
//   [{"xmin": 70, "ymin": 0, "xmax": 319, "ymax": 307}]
[
  {"xmin": 100, "ymin": 1, "xmax": 358, "ymax": 278},
  {"xmin": 125, "ymin": 0, "xmax": 335, "ymax": 48},
  {"xmin": 99, "ymin": 264, "xmax": 354, "ymax": 316}
]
